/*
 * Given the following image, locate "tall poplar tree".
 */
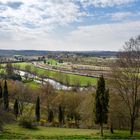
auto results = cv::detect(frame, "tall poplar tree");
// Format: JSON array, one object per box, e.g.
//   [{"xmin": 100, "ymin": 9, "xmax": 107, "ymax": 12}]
[
  {"xmin": 3, "ymin": 80, "xmax": 9, "ymax": 110},
  {"xmin": 59, "ymin": 105, "xmax": 63, "ymax": 124},
  {"xmin": 48, "ymin": 110, "xmax": 54, "ymax": 123},
  {"xmin": 14, "ymin": 99, "xmax": 19, "ymax": 119},
  {"xmin": 35, "ymin": 96, "xmax": 40, "ymax": 122},
  {"xmin": 95, "ymin": 75, "xmax": 109, "ymax": 136}
]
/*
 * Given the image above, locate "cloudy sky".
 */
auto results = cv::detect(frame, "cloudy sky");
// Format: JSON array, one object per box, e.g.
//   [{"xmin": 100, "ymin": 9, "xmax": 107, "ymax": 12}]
[{"xmin": 0, "ymin": 0, "xmax": 140, "ymax": 51}]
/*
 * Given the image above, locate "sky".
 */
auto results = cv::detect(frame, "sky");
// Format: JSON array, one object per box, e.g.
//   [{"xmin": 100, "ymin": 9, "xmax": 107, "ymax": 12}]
[{"xmin": 0, "ymin": 0, "xmax": 140, "ymax": 51}]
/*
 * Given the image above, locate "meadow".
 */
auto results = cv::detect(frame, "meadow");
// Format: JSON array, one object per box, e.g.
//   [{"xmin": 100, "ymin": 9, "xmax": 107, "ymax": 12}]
[{"xmin": 1, "ymin": 124, "xmax": 140, "ymax": 139}]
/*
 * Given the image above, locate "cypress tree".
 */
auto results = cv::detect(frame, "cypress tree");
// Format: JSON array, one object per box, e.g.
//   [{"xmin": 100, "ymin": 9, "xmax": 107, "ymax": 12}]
[
  {"xmin": 35, "ymin": 96, "xmax": 40, "ymax": 122},
  {"xmin": 0, "ymin": 83, "xmax": 2, "ymax": 99},
  {"xmin": 48, "ymin": 110, "xmax": 54, "ymax": 123},
  {"xmin": 14, "ymin": 99, "xmax": 19, "ymax": 119},
  {"xmin": 3, "ymin": 80, "xmax": 9, "ymax": 110},
  {"xmin": 59, "ymin": 105, "xmax": 63, "ymax": 124},
  {"xmin": 95, "ymin": 75, "xmax": 109, "ymax": 136}
]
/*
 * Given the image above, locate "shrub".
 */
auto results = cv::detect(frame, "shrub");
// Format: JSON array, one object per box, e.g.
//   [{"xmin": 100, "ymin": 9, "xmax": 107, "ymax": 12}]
[
  {"xmin": 8, "ymin": 74, "xmax": 22, "ymax": 81},
  {"xmin": 19, "ymin": 115, "xmax": 35, "ymax": 129},
  {"xmin": 40, "ymin": 119, "xmax": 46, "ymax": 126},
  {"xmin": 0, "ymin": 109, "xmax": 15, "ymax": 131}
]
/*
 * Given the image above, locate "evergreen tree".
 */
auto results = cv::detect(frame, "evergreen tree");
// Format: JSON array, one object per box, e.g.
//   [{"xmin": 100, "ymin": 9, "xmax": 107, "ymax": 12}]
[
  {"xmin": 95, "ymin": 75, "xmax": 109, "ymax": 136},
  {"xmin": 35, "ymin": 96, "xmax": 40, "ymax": 122},
  {"xmin": 48, "ymin": 110, "xmax": 54, "ymax": 123},
  {"xmin": 0, "ymin": 83, "xmax": 2, "ymax": 99},
  {"xmin": 14, "ymin": 99, "xmax": 19, "ymax": 119},
  {"xmin": 59, "ymin": 105, "xmax": 63, "ymax": 124},
  {"xmin": 3, "ymin": 80, "xmax": 9, "ymax": 110}
]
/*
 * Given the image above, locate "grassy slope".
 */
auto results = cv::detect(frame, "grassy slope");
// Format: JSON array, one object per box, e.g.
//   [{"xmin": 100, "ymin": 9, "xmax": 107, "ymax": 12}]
[
  {"xmin": 1, "ymin": 124, "xmax": 140, "ymax": 139},
  {"xmin": 16, "ymin": 62, "xmax": 97, "ymax": 87}
]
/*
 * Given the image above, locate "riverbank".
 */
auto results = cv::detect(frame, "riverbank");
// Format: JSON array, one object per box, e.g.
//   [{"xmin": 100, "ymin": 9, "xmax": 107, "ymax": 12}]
[{"xmin": 14, "ymin": 62, "xmax": 97, "ymax": 87}]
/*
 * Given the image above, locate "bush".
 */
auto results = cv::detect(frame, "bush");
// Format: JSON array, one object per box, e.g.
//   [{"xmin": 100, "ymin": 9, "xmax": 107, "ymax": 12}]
[
  {"xmin": 0, "ymin": 121, "xmax": 3, "ymax": 131},
  {"xmin": 40, "ymin": 119, "xmax": 46, "ymax": 126},
  {"xmin": 9, "ymin": 74, "xmax": 22, "ymax": 81},
  {"xmin": 0, "ymin": 109, "xmax": 15, "ymax": 131},
  {"xmin": 19, "ymin": 115, "xmax": 36, "ymax": 129}
]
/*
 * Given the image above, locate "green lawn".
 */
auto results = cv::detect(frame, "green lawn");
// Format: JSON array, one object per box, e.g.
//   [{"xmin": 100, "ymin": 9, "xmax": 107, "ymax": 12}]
[
  {"xmin": 15, "ymin": 62, "xmax": 97, "ymax": 87},
  {"xmin": 1, "ymin": 124, "xmax": 140, "ymax": 139}
]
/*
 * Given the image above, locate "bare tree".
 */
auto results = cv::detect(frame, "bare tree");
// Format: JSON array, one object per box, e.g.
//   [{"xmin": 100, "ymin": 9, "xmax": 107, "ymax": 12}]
[
  {"xmin": 41, "ymin": 82, "xmax": 55, "ymax": 121},
  {"xmin": 111, "ymin": 35, "xmax": 140, "ymax": 135},
  {"xmin": 6, "ymin": 62, "xmax": 14, "ymax": 76},
  {"xmin": 14, "ymin": 82, "xmax": 33, "ymax": 115}
]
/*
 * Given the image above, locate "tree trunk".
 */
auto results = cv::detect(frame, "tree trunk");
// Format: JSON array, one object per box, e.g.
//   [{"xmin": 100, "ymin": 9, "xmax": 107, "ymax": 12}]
[
  {"xmin": 130, "ymin": 118, "xmax": 135, "ymax": 135},
  {"xmin": 100, "ymin": 123, "xmax": 103, "ymax": 136}
]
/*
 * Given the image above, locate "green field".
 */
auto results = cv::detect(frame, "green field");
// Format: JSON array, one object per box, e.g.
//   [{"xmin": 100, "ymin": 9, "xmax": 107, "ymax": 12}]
[
  {"xmin": 1, "ymin": 124, "xmax": 140, "ymax": 139},
  {"xmin": 15, "ymin": 62, "xmax": 97, "ymax": 87},
  {"xmin": 23, "ymin": 80, "xmax": 42, "ymax": 90},
  {"xmin": 46, "ymin": 59, "xmax": 59, "ymax": 66}
]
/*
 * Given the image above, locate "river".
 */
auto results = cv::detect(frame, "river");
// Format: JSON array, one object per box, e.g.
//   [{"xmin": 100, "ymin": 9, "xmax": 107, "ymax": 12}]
[{"xmin": 16, "ymin": 70, "xmax": 78, "ymax": 90}]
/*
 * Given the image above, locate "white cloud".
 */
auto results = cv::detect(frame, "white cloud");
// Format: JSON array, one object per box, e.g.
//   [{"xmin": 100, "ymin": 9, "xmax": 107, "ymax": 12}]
[
  {"xmin": 0, "ymin": 0, "xmax": 136, "ymax": 36},
  {"xmin": 64, "ymin": 21, "xmax": 140, "ymax": 51},
  {"xmin": 0, "ymin": 0, "xmax": 85, "ymax": 35},
  {"xmin": 0, "ymin": 21, "xmax": 140, "ymax": 51},
  {"xmin": 0, "ymin": 0, "xmax": 139, "ymax": 51},
  {"xmin": 108, "ymin": 11, "xmax": 140, "ymax": 21},
  {"xmin": 78, "ymin": 0, "xmax": 135, "ymax": 7},
  {"xmin": 109, "ymin": 12, "xmax": 133, "ymax": 20}
]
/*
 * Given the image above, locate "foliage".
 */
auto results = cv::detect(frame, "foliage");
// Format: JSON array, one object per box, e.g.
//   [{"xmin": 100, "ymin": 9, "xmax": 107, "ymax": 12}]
[
  {"xmin": 58, "ymin": 105, "xmax": 64, "ymax": 124},
  {"xmin": 6, "ymin": 63, "xmax": 14, "ymax": 76},
  {"xmin": 19, "ymin": 114, "xmax": 35, "ymax": 129},
  {"xmin": 95, "ymin": 75, "xmax": 109, "ymax": 136},
  {"xmin": 0, "ymin": 83, "xmax": 2, "ymax": 99},
  {"xmin": 3, "ymin": 80, "xmax": 9, "ymax": 111},
  {"xmin": 8, "ymin": 74, "xmax": 22, "ymax": 81},
  {"xmin": 35, "ymin": 96, "xmax": 40, "ymax": 122},
  {"xmin": 14, "ymin": 99, "xmax": 19, "ymax": 119},
  {"xmin": 0, "ymin": 108, "xmax": 15, "ymax": 131},
  {"xmin": 111, "ymin": 35, "xmax": 140, "ymax": 135},
  {"xmin": 48, "ymin": 110, "xmax": 54, "ymax": 123}
]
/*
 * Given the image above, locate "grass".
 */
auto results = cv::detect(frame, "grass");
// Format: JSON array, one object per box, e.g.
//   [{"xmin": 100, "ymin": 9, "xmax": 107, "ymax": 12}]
[
  {"xmin": 15, "ymin": 62, "xmax": 97, "ymax": 87},
  {"xmin": 23, "ymin": 80, "xmax": 42, "ymax": 90},
  {"xmin": 46, "ymin": 59, "xmax": 59, "ymax": 66},
  {"xmin": 1, "ymin": 124, "xmax": 140, "ymax": 139}
]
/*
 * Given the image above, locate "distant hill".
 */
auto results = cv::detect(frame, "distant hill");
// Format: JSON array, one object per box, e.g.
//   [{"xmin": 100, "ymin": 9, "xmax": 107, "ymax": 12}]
[
  {"xmin": 0, "ymin": 50, "xmax": 49, "ymax": 56},
  {"xmin": 0, "ymin": 49, "xmax": 117, "ymax": 57},
  {"xmin": 74, "ymin": 51, "xmax": 117, "ymax": 57}
]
